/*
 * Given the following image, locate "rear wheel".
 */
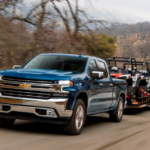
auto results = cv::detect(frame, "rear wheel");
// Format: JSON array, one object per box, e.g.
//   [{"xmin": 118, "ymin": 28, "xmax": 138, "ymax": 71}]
[
  {"xmin": 63, "ymin": 99, "xmax": 86, "ymax": 135},
  {"xmin": 0, "ymin": 118, "xmax": 15, "ymax": 127},
  {"xmin": 109, "ymin": 96, "xmax": 124, "ymax": 122}
]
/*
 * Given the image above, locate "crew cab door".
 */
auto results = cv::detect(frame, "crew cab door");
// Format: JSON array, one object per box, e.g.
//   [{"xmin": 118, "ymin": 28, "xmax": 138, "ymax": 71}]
[
  {"xmin": 95, "ymin": 60, "xmax": 113, "ymax": 111},
  {"xmin": 88, "ymin": 60, "xmax": 104, "ymax": 113}
]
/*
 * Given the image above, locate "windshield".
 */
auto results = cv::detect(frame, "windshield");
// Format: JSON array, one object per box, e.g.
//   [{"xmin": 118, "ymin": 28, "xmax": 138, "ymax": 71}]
[{"xmin": 23, "ymin": 55, "xmax": 87, "ymax": 73}]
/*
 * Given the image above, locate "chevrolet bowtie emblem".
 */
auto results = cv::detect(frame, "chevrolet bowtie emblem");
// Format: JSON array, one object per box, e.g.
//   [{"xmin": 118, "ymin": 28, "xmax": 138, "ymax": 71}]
[{"xmin": 19, "ymin": 83, "xmax": 30, "ymax": 88}]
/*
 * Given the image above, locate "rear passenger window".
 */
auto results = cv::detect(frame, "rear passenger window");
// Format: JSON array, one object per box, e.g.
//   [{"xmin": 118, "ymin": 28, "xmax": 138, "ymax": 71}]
[
  {"xmin": 88, "ymin": 60, "xmax": 97, "ymax": 77},
  {"xmin": 96, "ymin": 61, "xmax": 108, "ymax": 78}
]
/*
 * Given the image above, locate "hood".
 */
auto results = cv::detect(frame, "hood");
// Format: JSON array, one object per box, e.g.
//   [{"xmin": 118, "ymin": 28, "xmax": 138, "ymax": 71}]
[{"xmin": 1, "ymin": 68, "xmax": 79, "ymax": 81}]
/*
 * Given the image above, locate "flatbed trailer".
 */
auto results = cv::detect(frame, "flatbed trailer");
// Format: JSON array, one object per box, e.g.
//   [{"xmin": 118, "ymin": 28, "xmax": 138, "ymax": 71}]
[{"xmin": 126, "ymin": 96, "xmax": 150, "ymax": 108}]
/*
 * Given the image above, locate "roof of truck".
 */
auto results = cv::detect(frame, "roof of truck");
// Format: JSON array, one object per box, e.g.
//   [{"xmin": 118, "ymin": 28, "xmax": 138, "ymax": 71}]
[{"xmin": 39, "ymin": 53, "xmax": 103, "ymax": 60}]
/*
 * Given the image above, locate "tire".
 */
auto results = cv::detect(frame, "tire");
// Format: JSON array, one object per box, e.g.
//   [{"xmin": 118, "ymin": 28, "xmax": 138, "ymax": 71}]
[
  {"xmin": 127, "ymin": 86, "xmax": 134, "ymax": 105},
  {"xmin": 63, "ymin": 99, "xmax": 86, "ymax": 135},
  {"xmin": 109, "ymin": 96, "xmax": 124, "ymax": 122},
  {"xmin": 0, "ymin": 118, "xmax": 15, "ymax": 127}
]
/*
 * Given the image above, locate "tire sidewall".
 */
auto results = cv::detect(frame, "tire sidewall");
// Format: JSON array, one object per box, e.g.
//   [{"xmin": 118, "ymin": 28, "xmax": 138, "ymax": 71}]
[
  {"xmin": 71, "ymin": 99, "xmax": 86, "ymax": 134},
  {"xmin": 116, "ymin": 97, "xmax": 124, "ymax": 122}
]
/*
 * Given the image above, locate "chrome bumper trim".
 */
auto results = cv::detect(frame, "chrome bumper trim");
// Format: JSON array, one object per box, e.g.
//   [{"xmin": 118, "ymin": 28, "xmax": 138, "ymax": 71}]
[
  {"xmin": 0, "ymin": 94, "xmax": 73, "ymax": 118},
  {"xmin": 0, "ymin": 104, "xmax": 57, "ymax": 118}
]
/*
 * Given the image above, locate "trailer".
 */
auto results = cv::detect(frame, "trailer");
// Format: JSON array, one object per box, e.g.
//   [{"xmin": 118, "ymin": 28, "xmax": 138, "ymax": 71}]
[{"xmin": 107, "ymin": 57, "xmax": 150, "ymax": 109}]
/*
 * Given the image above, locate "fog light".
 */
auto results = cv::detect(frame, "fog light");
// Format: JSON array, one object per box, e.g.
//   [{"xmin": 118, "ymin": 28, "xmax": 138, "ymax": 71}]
[
  {"xmin": 47, "ymin": 110, "xmax": 55, "ymax": 116},
  {"xmin": 36, "ymin": 109, "xmax": 47, "ymax": 115},
  {"xmin": 3, "ymin": 105, "xmax": 11, "ymax": 111},
  {"xmin": 35, "ymin": 108, "xmax": 56, "ymax": 117}
]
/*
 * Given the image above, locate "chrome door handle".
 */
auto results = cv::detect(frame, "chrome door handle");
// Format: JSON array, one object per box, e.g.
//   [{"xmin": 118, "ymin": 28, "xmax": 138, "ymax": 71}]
[
  {"xmin": 99, "ymin": 83, "xmax": 103, "ymax": 86},
  {"xmin": 109, "ymin": 83, "xmax": 113, "ymax": 86}
]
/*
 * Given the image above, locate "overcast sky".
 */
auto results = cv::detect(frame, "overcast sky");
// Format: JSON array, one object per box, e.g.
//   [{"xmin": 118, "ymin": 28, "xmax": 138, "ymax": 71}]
[
  {"xmin": 94, "ymin": 0, "xmax": 150, "ymax": 20},
  {"xmin": 27, "ymin": 0, "xmax": 150, "ymax": 21},
  {"xmin": 77, "ymin": 0, "xmax": 150, "ymax": 21}
]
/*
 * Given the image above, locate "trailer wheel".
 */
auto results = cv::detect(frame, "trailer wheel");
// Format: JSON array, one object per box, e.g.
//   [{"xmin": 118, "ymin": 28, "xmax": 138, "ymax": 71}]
[
  {"xmin": 109, "ymin": 96, "xmax": 124, "ymax": 122},
  {"xmin": 0, "ymin": 118, "xmax": 15, "ymax": 127},
  {"xmin": 127, "ymin": 86, "xmax": 134, "ymax": 105},
  {"xmin": 63, "ymin": 99, "xmax": 86, "ymax": 135}
]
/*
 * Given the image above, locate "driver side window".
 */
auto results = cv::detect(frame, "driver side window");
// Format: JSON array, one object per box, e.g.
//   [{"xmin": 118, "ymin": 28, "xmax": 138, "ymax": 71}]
[{"xmin": 88, "ymin": 60, "xmax": 97, "ymax": 77}]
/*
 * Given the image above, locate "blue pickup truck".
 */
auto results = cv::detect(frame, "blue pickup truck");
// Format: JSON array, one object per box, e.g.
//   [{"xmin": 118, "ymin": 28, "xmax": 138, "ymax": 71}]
[{"xmin": 0, "ymin": 54, "xmax": 127, "ymax": 135}]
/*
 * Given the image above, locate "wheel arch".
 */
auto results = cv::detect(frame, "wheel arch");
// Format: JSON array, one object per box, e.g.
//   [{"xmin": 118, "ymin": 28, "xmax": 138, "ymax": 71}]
[
  {"xmin": 120, "ymin": 92, "xmax": 126, "ymax": 108},
  {"xmin": 73, "ymin": 91, "xmax": 88, "ymax": 112},
  {"xmin": 111, "ymin": 92, "xmax": 126, "ymax": 111}
]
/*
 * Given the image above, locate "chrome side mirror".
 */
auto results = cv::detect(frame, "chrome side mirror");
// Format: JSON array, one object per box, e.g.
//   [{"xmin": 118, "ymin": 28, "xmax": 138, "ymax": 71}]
[
  {"xmin": 13, "ymin": 65, "xmax": 21, "ymax": 69},
  {"xmin": 92, "ymin": 71, "xmax": 104, "ymax": 79}
]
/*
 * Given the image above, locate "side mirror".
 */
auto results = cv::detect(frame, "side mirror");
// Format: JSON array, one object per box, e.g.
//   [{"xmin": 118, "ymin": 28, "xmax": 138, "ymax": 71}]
[
  {"xmin": 92, "ymin": 71, "xmax": 104, "ymax": 79},
  {"xmin": 13, "ymin": 65, "xmax": 21, "ymax": 69}
]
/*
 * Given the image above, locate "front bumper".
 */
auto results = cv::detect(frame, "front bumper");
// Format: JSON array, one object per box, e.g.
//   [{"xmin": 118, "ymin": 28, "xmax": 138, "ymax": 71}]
[{"xmin": 0, "ymin": 93, "xmax": 73, "ymax": 119}]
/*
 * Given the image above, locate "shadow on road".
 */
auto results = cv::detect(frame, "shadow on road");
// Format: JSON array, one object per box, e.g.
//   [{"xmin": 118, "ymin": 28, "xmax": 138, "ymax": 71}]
[
  {"xmin": 1, "ymin": 121, "xmax": 65, "ymax": 135},
  {"xmin": 0, "ymin": 115, "xmax": 111, "ymax": 135},
  {"xmin": 1, "ymin": 107, "xmax": 150, "ymax": 135},
  {"xmin": 124, "ymin": 106, "xmax": 150, "ymax": 115},
  {"xmin": 85, "ymin": 115, "xmax": 110, "ymax": 127}
]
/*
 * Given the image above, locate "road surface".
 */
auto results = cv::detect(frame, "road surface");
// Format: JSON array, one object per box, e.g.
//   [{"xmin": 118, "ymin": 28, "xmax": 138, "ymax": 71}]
[{"xmin": 0, "ymin": 108, "xmax": 150, "ymax": 150}]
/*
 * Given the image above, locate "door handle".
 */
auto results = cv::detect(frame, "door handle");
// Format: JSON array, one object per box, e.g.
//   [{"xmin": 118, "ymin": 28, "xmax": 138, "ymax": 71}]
[
  {"xmin": 109, "ymin": 83, "xmax": 113, "ymax": 86},
  {"xmin": 99, "ymin": 83, "xmax": 103, "ymax": 86}
]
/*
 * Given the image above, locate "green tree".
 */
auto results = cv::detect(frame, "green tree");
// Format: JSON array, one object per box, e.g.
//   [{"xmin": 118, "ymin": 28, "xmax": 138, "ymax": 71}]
[{"xmin": 83, "ymin": 34, "xmax": 117, "ymax": 60}]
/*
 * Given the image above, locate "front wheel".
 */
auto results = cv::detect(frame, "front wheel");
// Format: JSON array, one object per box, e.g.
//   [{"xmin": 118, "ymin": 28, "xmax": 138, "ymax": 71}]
[
  {"xmin": 63, "ymin": 99, "xmax": 86, "ymax": 135},
  {"xmin": 0, "ymin": 118, "xmax": 16, "ymax": 127},
  {"xmin": 109, "ymin": 96, "xmax": 124, "ymax": 122}
]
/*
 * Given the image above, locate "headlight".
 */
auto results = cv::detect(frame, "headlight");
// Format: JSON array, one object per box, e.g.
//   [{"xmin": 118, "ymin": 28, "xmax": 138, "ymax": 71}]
[
  {"xmin": 55, "ymin": 80, "xmax": 73, "ymax": 86},
  {"xmin": 58, "ymin": 80, "xmax": 70, "ymax": 85},
  {"xmin": 0, "ymin": 76, "xmax": 2, "ymax": 80}
]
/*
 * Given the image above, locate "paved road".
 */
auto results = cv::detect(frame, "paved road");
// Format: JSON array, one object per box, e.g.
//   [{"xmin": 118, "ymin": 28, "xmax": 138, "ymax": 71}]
[{"xmin": 0, "ymin": 108, "xmax": 150, "ymax": 150}]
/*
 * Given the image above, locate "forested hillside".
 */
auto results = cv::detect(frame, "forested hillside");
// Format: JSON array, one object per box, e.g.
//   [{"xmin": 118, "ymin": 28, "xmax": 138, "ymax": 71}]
[
  {"xmin": 0, "ymin": 1, "xmax": 149, "ymax": 69},
  {"xmin": 102, "ymin": 22, "xmax": 150, "ymax": 61},
  {"xmin": 0, "ymin": 0, "xmax": 116, "ymax": 69}
]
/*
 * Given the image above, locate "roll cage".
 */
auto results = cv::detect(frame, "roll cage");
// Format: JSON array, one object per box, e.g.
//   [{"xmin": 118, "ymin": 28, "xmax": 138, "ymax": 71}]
[
  {"xmin": 106, "ymin": 57, "xmax": 136, "ymax": 75},
  {"xmin": 123, "ymin": 61, "xmax": 150, "ymax": 77}
]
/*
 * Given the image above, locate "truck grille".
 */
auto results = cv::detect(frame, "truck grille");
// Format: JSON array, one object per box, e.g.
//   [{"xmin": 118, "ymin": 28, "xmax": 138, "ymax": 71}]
[
  {"xmin": 2, "ymin": 88, "xmax": 52, "ymax": 99},
  {"xmin": 2, "ymin": 76, "xmax": 54, "ymax": 84}
]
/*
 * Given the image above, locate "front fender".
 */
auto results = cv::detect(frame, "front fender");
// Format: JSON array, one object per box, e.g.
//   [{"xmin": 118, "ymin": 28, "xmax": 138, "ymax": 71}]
[
  {"xmin": 71, "ymin": 89, "xmax": 89, "ymax": 110},
  {"xmin": 63, "ymin": 81, "xmax": 90, "ymax": 110}
]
